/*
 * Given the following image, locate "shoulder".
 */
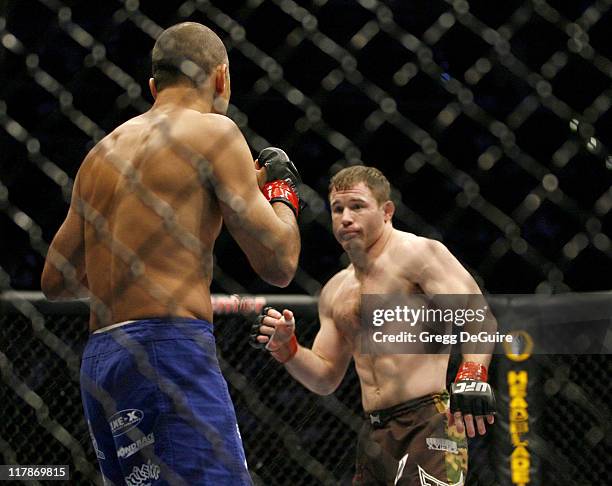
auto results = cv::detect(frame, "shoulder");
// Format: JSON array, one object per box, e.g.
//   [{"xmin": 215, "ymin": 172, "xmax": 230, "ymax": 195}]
[
  {"xmin": 180, "ymin": 112, "xmax": 247, "ymax": 160},
  {"xmin": 391, "ymin": 231, "xmax": 460, "ymax": 282},
  {"xmin": 185, "ymin": 112, "xmax": 241, "ymax": 140},
  {"xmin": 182, "ymin": 111, "xmax": 236, "ymax": 129},
  {"xmin": 72, "ymin": 136, "xmax": 111, "ymax": 196},
  {"xmin": 393, "ymin": 231, "xmax": 448, "ymax": 262},
  {"xmin": 321, "ymin": 267, "xmax": 351, "ymax": 293},
  {"xmin": 395, "ymin": 232, "xmax": 480, "ymax": 292},
  {"xmin": 319, "ymin": 267, "xmax": 352, "ymax": 309}
]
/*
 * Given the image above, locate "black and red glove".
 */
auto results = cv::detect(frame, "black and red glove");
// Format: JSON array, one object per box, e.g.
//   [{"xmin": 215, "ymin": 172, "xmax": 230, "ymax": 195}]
[
  {"xmin": 450, "ymin": 362, "xmax": 496, "ymax": 417},
  {"xmin": 257, "ymin": 147, "xmax": 304, "ymax": 218},
  {"xmin": 249, "ymin": 306, "xmax": 299, "ymax": 364}
]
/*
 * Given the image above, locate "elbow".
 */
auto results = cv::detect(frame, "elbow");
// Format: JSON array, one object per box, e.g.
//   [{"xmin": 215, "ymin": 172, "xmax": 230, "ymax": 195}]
[
  {"xmin": 41, "ymin": 270, "xmax": 62, "ymax": 300},
  {"xmin": 271, "ymin": 276, "xmax": 292, "ymax": 288},
  {"xmin": 41, "ymin": 267, "xmax": 70, "ymax": 301},
  {"xmin": 277, "ymin": 257, "xmax": 298, "ymax": 287},
  {"xmin": 263, "ymin": 272, "xmax": 292, "ymax": 288},
  {"xmin": 41, "ymin": 263, "xmax": 56, "ymax": 296},
  {"xmin": 315, "ymin": 384, "xmax": 338, "ymax": 396},
  {"xmin": 312, "ymin": 373, "xmax": 342, "ymax": 396},
  {"xmin": 41, "ymin": 263, "xmax": 86, "ymax": 300},
  {"xmin": 271, "ymin": 223, "xmax": 300, "ymax": 287},
  {"xmin": 313, "ymin": 381, "xmax": 340, "ymax": 396},
  {"xmin": 263, "ymin": 254, "xmax": 298, "ymax": 288}
]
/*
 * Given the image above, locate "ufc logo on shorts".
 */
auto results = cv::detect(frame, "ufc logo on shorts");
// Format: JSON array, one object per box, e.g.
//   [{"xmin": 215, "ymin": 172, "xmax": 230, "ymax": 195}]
[{"xmin": 455, "ymin": 382, "xmax": 489, "ymax": 393}]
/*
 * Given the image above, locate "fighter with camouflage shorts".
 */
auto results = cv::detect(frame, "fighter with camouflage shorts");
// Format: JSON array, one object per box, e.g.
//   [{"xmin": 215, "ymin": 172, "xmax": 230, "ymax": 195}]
[
  {"xmin": 251, "ymin": 166, "xmax": 495, "ymax": 485},
  {"xmin": 353, "ymin": 392, "xmax": 467, "ymax": 485}
]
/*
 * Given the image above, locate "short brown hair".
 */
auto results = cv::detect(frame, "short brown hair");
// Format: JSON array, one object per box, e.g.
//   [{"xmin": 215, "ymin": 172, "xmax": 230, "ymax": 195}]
[
  {"xmin": 329, "ymin": 166, "xmax": 391, "ymax": 204},
  {"xmin": 152, "ymin": 22, "xmax": 228, "ymax": 91}
]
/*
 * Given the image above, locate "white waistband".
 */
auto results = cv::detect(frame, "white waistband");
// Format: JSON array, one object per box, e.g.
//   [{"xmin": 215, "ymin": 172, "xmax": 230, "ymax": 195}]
[{"xmin": 93, "ymin": 320, "xmax": 137, "ymax": 334}]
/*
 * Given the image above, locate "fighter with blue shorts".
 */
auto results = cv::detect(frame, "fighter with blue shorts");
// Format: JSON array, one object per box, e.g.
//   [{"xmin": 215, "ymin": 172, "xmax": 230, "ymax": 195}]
[
  {"xmin": 41, "ymin": 22, "xmax": 302, "ymax": 485},
  {"xmin": 80, "ymin": 318, "xmax": 250, "ymax": 485}
]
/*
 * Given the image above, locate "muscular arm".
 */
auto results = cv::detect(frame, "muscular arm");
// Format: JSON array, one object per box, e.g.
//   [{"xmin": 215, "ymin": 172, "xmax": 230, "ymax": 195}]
[
  {"xmin": 41, "ymin": 170, "xmax": 88, "ymax": 300},
  {"xmin": 284, "ymin": 277, "xmax": 353, "ymax": 395},
  {"xmin": 198, "ymin": 115, "xmax": 300, "ymax": 287},
  {"xmin": 407, "ymin": 238, "xmax": 495, "ymax": 366},
  {"xmin": 407, "ymin": 237, "xmax": 496, "ymax": 435}
]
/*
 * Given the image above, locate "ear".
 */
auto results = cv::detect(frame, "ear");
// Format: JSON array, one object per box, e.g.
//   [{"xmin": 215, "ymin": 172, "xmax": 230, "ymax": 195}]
[
  {"xmin": 212, "ymin": 64, "xmax": 230, "ymax": 114},
  {"xmin": 215, "ymin": 64, "xmax": 229, "ymax": 97},
  {"xmin": 148, "ymin": 78, "xmax": 158, "ymax": 100},
  {"xmin": 382, "ymin": 200, "xmax": 395, "ymax": 222}
]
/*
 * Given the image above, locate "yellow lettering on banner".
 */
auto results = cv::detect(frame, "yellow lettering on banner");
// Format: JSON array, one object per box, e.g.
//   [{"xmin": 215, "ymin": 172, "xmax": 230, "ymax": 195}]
[
  {"xmin": 510, "ymin": 408, "xmax": 529, "ymax": 421},
  {"xmin": 510, "ymin": 396, "xmax": 528, "ymax": 409},
  {"xmin": 508, "ymin": 369, "xmax": 530, "ymax": 485},
  {"xmin": 510, "ymin": 421, "xmax": 529, "ymax": 434},
  {"xmin": 513, "ymin": 458, "xmax": 530, "ymax": 469},
  {"xmin": 511, "ymin": 446, "xmax": 530, "ymax": 459},
  {"xmin": 508, "ymin": 370, "xmax": 528, "ymax": 387},
  {"xmin": 509, "ymin": 384, "xmax": 527, "ymax": 398},
  {"xmin": 511, "ymin": 467, "xmax": 530, "ymax": 484},
  {"xmin": 511, "ymin": 453, "xmax": 531, "ymax": 484},
  {"xmin": 511, "ymin": 434, "xmax": 528, "ymax": 447}
]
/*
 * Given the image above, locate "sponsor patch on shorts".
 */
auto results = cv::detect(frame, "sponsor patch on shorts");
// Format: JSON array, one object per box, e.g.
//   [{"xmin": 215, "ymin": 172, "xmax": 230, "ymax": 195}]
[
  {"xmin": 109, "ymin": 409, "xmax": 144, "ymax": 437},
  {"xmin": 87, "ymin": 420, "xmax": 106, "ymax": 460},
  {"xmin": 426, "ymin": 437, "xmax": 458, "ymax": 454},
  {"xmin": 124, "ymin": 459, "xmax": 160, "ymax": 486},
  {"xmin": 117, "ymin": 433, "xmax": 155, "ymax": 459},
  {"xmin": 418, "ymin": 465, "xmax": 464, "ymax": 486}
]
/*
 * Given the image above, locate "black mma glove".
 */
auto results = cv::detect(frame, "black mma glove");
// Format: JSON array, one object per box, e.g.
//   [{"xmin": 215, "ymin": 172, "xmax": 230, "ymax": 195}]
[
  {"xmin": 249, "ymin": 306, "xmax": 298, "ymax": 363},
  {"xmin": 450, "ymin": 362, "xmax": 496, "ymax": 417},
  {"xmin": 258, "ymin": 147, "xmax": 304, "ymax": 218}
]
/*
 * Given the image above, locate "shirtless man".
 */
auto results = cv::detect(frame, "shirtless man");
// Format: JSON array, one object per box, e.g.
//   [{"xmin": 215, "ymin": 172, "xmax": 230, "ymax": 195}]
[
  {"xmin": 41, "ymin": 22, "xmax": 301, "ymax": 485},
  {"xmin": 251, "ymin": 166, "xmax": 495, "ymax": 485}
]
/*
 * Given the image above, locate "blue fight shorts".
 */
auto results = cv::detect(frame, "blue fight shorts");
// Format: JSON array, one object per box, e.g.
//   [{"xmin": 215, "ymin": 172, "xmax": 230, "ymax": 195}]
[{"xmin": 80, "ymin": 318, "xmax": 252, "ymax": 486}]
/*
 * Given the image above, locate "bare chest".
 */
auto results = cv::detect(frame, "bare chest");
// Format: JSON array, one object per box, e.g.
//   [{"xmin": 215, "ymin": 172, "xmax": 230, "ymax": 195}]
[{"xmin": 332, "ymin": 263, "xmax": 420, "ymax": 340}]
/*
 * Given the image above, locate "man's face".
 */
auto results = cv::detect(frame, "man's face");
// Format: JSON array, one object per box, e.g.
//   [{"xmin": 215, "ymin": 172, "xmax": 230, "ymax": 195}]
[{"xmin": 329, "ymin": 182, "xmax": 387, "ymax": 251}]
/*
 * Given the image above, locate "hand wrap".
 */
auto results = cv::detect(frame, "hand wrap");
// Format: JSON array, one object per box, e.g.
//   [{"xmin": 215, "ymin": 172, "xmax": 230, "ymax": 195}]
[{"xmin": 249, "ymin": 306, "xmax": 298, "ymax": 364}]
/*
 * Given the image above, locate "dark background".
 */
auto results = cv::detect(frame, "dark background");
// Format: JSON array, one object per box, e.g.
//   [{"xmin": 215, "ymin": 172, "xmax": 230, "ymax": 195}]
[
  {"xmin": 1, "ymin": 0, "xmax": 611, "ymax": 295},
  {"xmin": 1, "ymin": 2, "xmax": 611, "ymax": 485}
]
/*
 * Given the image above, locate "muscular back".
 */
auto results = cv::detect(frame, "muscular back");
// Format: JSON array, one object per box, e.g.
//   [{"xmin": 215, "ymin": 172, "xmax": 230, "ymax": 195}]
[{"xmin": 78, "ymin": 108, "xmax": 224, "ymax": 330}]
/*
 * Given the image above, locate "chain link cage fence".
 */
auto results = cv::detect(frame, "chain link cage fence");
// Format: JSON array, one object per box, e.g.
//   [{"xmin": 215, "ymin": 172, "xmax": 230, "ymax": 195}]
[
  {"xmin": 0, "ymin": 295, "xmax": 610, "ymax": 486},
  {"xmin": 1, "ymin": 0, "xmax": 611, "ymax": 485}
]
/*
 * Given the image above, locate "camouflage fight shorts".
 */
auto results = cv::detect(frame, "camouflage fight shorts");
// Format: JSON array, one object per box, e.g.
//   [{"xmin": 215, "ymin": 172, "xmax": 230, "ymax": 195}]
[{"xmin": 353, "ymin": 391, "xmax": 467, "ymax": 486}]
